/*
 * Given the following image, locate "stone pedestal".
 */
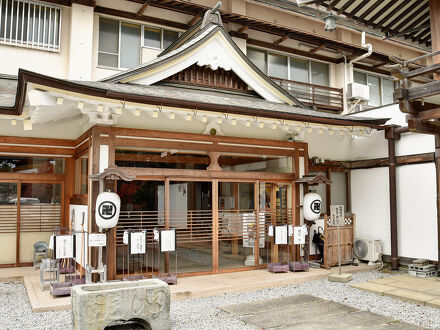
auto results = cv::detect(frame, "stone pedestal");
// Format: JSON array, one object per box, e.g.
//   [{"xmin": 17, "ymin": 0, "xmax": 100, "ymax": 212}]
[
  {"xmin": 71, "ymin": 279, "xmax": 171, "ymax": 330},
  {"xmin": 328, "ymin": 272, "xmax": 353, "ymax": 283}
]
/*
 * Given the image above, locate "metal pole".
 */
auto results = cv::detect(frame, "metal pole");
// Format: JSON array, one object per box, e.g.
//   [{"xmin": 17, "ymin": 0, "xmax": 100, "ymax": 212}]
[{"xmin": 337, "ymin": 220, "xmax": 341, "ymax": 275}]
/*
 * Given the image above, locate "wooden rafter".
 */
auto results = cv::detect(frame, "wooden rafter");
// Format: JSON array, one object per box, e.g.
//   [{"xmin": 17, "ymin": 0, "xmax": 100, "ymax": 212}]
[
  {"xmin": 373, "ymin": 1, "xmax": 408, "ymax": 30},
  {"xmin": 273, "ymin": 34, "xmax": 289, "ymax": 45},
  {"xmin": 416, "ymin": 108, "xmax": 440, "ymax": 121},
  {"xmin": 365, "ymin": 1, "xmax": 396, "ymax": 28},
  {"xmin": 188, "ymin": 14, "xmax": 201, "ymax": 26},
  {"xmin": 327, "ymin": 0, "xmax": 342, "ymax": 11},
  {"xmin": 383, "ymin": 0, "xmax": 425, "ymax": 33},
  {"xmin": 337, "ymin": 0, "xmax": 356, "ymax": 15},
  {"xmin": 137, "ymin": 0, "xmax": 151, "ymax": 16},
  {"xmin": 357, "ymin": 1, "xmax": 382, "ymax": 22},
  {"xmin": 408, "ymin": 118, "xmax": 440, "ymax": 135},
  {"xmin": 238, "ymin": 25, "xmax": 248, "ymax": 33},
  {"xmin": 309, "ymin": 44, "xmax": 325, "ymax": 53},
  {"xmin": 346, "ymin": 0, "xmax": 370, "ymax": 19}
]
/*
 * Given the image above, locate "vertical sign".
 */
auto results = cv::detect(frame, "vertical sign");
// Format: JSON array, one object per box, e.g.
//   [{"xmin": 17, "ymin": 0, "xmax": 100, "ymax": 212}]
[{"xmin": 330, "ymin": 205, "xmax": 345, "ymax": 226}]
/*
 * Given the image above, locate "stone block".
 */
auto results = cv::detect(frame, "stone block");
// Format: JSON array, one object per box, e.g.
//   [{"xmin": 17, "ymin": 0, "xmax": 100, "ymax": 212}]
[
  {"xmin": 328, "ymin": 272, "xmax": 352, "ymax": 283},
  {"xmin": 351, "ymin": 282, "xmax": 396, "ymax": 295},
  {"xmin": 71, "ymin": 279, "xmax": 170, "ymax": 330}
]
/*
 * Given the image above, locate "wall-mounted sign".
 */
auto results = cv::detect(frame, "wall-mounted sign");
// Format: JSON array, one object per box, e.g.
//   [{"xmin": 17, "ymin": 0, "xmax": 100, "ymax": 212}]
[
  {"xmin": 89, "ymin": 233, "xmax": 107, "ymax": 247},
  {"xmin": 330, "ymin": 205, "xmax": 345, "ymax": 226},
  {"xmin": 293, "ymin": 225, "xmax": 308, "ymax": 245},
  {"xmin": 95, "ymin": 192, "xmax": 120, "ymax": 229}
]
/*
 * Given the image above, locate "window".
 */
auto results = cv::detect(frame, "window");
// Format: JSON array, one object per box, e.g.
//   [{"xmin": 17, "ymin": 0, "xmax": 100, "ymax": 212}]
[
  {"xmin": 98, "ymin": 17, "xmax": 180, "ymax": 69},
  {"xmin": 246, "ymin": 47, "xmax": 330, "ymax": 86},
  {"xmin": 354, "ymin": 71, "xmax": 397, "ymax": 107},
  {"xmin": 0, "ymin": 0, "xmax": 62, "ymax": 51}
]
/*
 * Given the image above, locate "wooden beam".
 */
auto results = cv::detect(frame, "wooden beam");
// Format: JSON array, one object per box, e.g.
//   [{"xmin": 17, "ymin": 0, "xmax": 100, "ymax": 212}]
[
  {"xmin": 212, "ymin": 179, "xmax": 219, "ymax": 273},
  {"xmin": 430, "ymin": 0, "xmax": 440, "ymax": 78},
  {"xmin": 372, "ymin": 61, "xmax": 388, "ymax": 69},
  {"xmin": 398, "ymin": 80, "xmax": 440, "ymax": 100},
  {"xmin": 416, "ymin": 108, "xmax": 440, "ymax": 121},
  {"xmin": 188, "ymin": 14, "xmax": 201, "ymax": 26},
  {"xmin": 137, "ymin": 0, "xmax": 150, "ymax": 16},
  {"xmin": 309, "ymin": 44, "xmax": 325, "ymax": 54},
  {"xmin": 238, "ymin": 25, "xmax": 248, "ymax": 33},
  {"xmin": 274, "ymin": 35, "xmax": 289, "ymax": 45},
  {"xmin": 408, "ymin": 118, "xmax": 440, "ymax": 135}
]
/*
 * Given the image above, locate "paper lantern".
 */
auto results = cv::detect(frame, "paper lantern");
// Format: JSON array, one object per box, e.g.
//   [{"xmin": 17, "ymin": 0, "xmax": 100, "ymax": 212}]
[
  {"xmin": 95, "ymin": 192, "xmax": 121, "ymax": 229},
  {"xmin": 303, "ymin": 192, "xmax": 322, "ymax": 221}
]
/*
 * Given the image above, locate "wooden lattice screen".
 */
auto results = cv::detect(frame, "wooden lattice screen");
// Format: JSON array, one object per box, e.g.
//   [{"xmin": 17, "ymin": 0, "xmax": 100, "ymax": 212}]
[{"xmin": 322, "ymin": 214, "xmax": 355, "ymax": 268}]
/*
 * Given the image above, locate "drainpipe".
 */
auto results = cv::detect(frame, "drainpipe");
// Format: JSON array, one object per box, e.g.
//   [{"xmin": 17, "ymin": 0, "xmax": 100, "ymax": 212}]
[
  {"xmin": 435, "ymin": 135, "xmax": 440, "ymax": 270},
  {"xmin": 348, "ymin": 32, "xmax": 373, "ymax": 83},
  {"xmin": 386, "ymin": 127, "xmax": 399, "ymax": 270}
]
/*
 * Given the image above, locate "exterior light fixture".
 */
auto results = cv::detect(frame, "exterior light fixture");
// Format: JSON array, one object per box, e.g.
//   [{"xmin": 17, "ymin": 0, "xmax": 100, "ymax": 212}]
[
  {"xmin": 77, "ymin": 101, "xmax": 84, "ymax": 110},
  {"xmin": 97, "ymin": 105, "xmax": 104, "ymax": 112},
  {"xmin": 217, "ymin": 117, "xmax": 223, "ymax": 124},
  {"xmin": 231, "ymin": 119, "xmax": 237, "ymax": 126},
  {"xmin": 186, "ymin": 114, "xmax": 192, "ymax": 121},
  {"xmin": 23, "ymin": 119, "xmax": 32, "ymax": 130},
  {"xmin": 56, "ymin": 97, "xmax": 64, "ymax": 105},
  {"xmin": 169, "ymin": 113, "xmax": 175, "ymax": 120},
  {"xmin": 135, "ymin": 109, "xmax": 141, "ymax": 116},
  {"xmin": 11, "ymin": 119, "xmax": 16, "ymax": 126},
  {"xmin": 259, "ymin": 122, "xmax": 264, "ymax": 128},
  {"xmin": 152, "ymin": 110, "xmax": 159, "ymax": 118},
  {"xmin": 115, "ymin": 107, "xmax": 123, "ymax": 115},
  {"xmin": 202, "ymin": 116, "xmax": 208, "ymax": 123},
  {"xmin": 245, "ymin": 120, "xmax": 251, "ymax": 127},
  {"xmin": 324, "ymin": 15, "xmax": 337, "ymax": 32}
]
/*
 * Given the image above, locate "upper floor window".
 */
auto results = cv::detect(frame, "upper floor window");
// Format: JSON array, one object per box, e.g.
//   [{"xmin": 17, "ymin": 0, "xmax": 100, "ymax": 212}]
[
  {"xmin": 98, "ymin": 17, "xmax": 180, "ymax": 69},
  {"xmin": 353, "ymin": 71, "xmax": 397, "ymax": 107},
  {"xmin": 247, "ymin": 47, "xmax": 329, "ymax": 87},
  {"xmin": 0, "ymin": 0, "xmax": 61, "ymax": 51}
]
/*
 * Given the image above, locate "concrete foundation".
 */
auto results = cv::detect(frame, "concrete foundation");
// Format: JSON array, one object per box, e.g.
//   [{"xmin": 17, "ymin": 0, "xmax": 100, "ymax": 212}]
[
  {"xmin": 71, "ymin": 279, "xmax": 170, "ymax": 330},
  {"xmin": 328, "ymin": 272, "xmax": 353, "ymax": 283}
]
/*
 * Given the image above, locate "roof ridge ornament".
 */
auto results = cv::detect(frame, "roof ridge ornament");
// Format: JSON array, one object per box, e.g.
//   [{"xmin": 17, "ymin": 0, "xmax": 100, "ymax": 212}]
[{"xmin": 201, "ymin": 2, "xmax": 223, "ymax": 29}]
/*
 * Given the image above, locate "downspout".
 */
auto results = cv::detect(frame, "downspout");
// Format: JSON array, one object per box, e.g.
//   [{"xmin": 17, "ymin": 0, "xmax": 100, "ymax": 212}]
[{"xmin": 348, "ymin": 31, "xmax": 373, "ymax": 82}]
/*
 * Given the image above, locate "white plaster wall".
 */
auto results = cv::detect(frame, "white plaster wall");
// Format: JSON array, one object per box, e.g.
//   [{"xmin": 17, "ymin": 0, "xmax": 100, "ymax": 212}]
[
  {"xmin": 396, "ymin": 164, "xmax": 438, "ymax": 261},
  {"xmin": 351, "ymin": 167, "xmax": 390, "ymax": 255},
  {"xmin": 0, "ymin": 6, "xmax": 70, "ymax": 77}
]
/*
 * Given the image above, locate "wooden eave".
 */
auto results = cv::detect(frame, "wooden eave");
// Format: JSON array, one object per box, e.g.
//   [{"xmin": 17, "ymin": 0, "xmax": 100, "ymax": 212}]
[
  {"xmin": 89, "ymin": 165, "xmax": 135, "ymax": 181},
  {"xmin": 0, "ymin": 69, "xmax": 389, "ymax": 128},
  {"xmin": 295, "ymin": 174, "xmax": 332, "ymax": 185}
]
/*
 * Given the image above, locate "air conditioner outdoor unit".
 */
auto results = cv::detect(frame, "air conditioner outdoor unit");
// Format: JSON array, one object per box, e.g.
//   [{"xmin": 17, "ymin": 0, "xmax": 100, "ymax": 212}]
[
  {"xmin": 353, "ymin": 238, "xmax": 382, "ymax": 263},
  {"xmin": 347, "ymin": 82, "xmax": 370, "ymax": 101}
]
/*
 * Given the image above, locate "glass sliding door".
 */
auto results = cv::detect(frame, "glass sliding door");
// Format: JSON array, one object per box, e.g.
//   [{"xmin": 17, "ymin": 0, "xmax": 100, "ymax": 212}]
[{"xmin": 0, "ymin": 183, "xmax": 18, "ymax": 265}]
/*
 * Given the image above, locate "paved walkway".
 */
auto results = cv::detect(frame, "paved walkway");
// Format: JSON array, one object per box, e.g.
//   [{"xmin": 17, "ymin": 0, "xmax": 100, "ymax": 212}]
[
  {"xmin": 0, "ymin": 264, "xmax": 375, "ymax": 312},
  {"xmin": 220, "ymin": 294, "xmax": 422, "ymax": 329},
  {"xmin": 352, "ymin": 274, "xmax": 440, "ymax": 308}
]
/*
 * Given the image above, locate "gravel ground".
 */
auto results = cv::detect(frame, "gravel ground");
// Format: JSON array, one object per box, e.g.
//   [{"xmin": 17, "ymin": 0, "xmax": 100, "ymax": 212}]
[{"xmin": 1, "ymin": 271, "xmax": 440, "ymax": 329}]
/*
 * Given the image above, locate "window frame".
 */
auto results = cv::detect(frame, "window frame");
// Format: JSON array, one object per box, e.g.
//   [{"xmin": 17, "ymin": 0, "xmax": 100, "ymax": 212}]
[
  {"xmin": 247, "ymin": 47, "xmax": 330, "ymax": 87},
  {"xmin": 353, "ymin": 70, "xmax": 398, "ymax": 107},
  {"xmin": 0, "ymin": 0, "xmax": 62, "ymax": 52},
  {"xmin": 97, "ymin": 16, "xmax": 181, "ymax": 70}
]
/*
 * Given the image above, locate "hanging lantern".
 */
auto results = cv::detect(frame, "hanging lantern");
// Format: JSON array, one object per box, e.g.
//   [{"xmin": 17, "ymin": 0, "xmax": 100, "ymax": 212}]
[
  {"xmin": 303, "ymin": 191, "xmax": 322, "ymax": 221},
  {"xmin": 95, "ymin": 192, "xmax": 121, "ymax": 229}
]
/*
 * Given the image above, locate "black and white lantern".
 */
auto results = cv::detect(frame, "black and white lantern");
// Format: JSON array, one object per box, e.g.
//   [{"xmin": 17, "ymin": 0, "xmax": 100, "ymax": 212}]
[{"xmin": 95, "ymin": 192, "xmax": 121, "ymax": 229}]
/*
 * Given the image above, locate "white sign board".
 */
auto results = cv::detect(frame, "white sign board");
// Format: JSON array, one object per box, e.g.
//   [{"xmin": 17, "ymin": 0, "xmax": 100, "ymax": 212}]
[
  {"xmin": 274, "ymin": 225, "xmax": 288, "ymax": 245},
  {"xmin": 130, "ymin": 231, "xmax": 147, "ymax": 254},
  {"xmin": 268, "ymin": 225, "xmax": 274, "ymax": 237},
  {"xmin": 123, "ymin": 230, "xmax": 128, "ymax": 245},
  {"xmin": 70, "ymin": 204, "xmax": 88, "ymax": 231},
  {"xmin": 330, "ymin": 205, "xmax": 345, "ymax": 226},
  {"xmin": 242, "ymin": 213, "xmax": 265, "ymax": 248},
  {"xmin": 160, "ymin": 230, "xmax": 176, "ymax": 252},
  {"xmin": 89, "ymin": 233, "xmax": 107, "ymax": 247},
  {"xmin": 294, "ymin": 226, "xmax": 308, "ymax": 245},
  {"xmin": 55, "ymin": 235, "xmax": 74, "ymax": 259}
]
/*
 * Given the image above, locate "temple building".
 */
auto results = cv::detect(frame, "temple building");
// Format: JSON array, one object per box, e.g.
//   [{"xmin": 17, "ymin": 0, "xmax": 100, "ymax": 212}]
[{"xmin": 0, "ymin": 0, "xmax": 438, "ymax": 279}]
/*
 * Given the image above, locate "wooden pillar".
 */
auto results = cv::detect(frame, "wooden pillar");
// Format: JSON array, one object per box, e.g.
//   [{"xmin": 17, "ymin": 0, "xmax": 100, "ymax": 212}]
[
  {"xmin": 294, "ymin": 152, "xmax": 301, "ymax": 261},
  {"xmin": 326, "ymin": 169, "xmax": 331, "ymax": 215},
  {"xmin": 164, "ymin": 178, "xmax": 170, "ymax": 273},
  {"xmin": 430, "ymin": 0, "xmax": 440, "ymax": 79},
  {"xmin": 254, "ymin": 181, "xmax": 260, "ymax": 266},
  {"xmin": 231, "ymin": 183, "xmax": 238, "ymax": 256},
  {"xmin": 90, "ymin": 127, "xmax": 101, "ymax": 280},
  {"xmin": 15, "ymin": 183, "xmax": 21, "ymax": 266},
  {"xmin": 386, "ymin": 128, "xmax": 399, "ymax": 270},
  {"xmin": 212, "ymin": 179, "xmax": 219, "ymax": 273},
  {"xmin": 270, "ymin": 184, "xmax": 278, "ymax": 262},
  {"xmin": 435, "ymin": 135, "xmax": 440, "ymax": 270}
]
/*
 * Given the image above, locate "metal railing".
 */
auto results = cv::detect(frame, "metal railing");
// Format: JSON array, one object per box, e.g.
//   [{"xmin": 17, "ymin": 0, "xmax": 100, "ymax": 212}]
[{"xmin": 271, "ymin": 77, "xmax": 343, "ymax": 112}]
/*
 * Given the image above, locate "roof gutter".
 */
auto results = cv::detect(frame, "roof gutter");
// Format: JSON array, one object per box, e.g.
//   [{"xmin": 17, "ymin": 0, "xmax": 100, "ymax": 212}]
[{"xmin": 350, "ymin": 32, "xmax": 373, "ymax": 64}]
